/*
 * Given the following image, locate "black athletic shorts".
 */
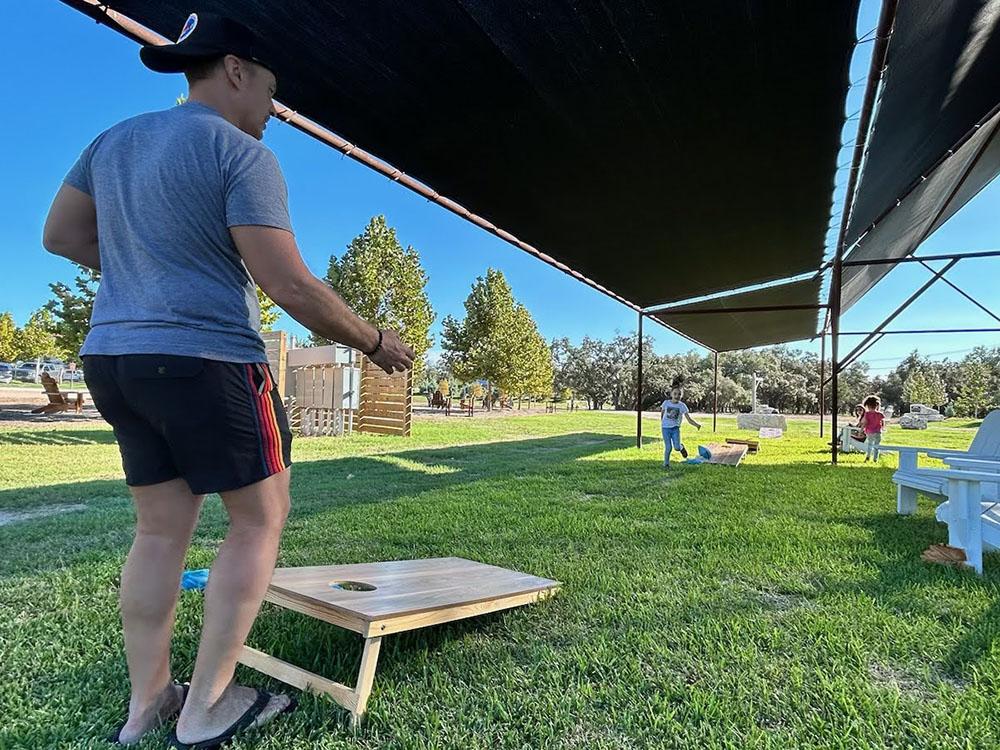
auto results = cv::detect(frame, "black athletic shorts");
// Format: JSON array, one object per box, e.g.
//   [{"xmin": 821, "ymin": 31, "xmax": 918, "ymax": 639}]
[{"xmin": 83, "ymin": 355, "xmax": 292, "ymax": 494}]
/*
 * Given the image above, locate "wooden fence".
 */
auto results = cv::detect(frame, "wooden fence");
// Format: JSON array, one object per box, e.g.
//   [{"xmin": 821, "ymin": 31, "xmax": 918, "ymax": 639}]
[{"xmin": 357, "ymin": 357, "xmax": 412, "ymax": 436}]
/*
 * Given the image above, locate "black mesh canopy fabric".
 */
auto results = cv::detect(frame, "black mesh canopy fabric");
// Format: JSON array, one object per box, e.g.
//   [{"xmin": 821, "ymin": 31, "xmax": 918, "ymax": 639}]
[
  {"xmin": 842, "ymin": 111, "xmax": 1000, "ymax": 310},
  {"xmin": 76, "ymin": 1, "xmax": 858, "ymax": 310},
  {"xmin": 650, "ymin": 277, "xmax": 821, "ymax": 353},
  {"xmin": 841, "ymin": 0, "xmax": 1000, "ymax": 309}
]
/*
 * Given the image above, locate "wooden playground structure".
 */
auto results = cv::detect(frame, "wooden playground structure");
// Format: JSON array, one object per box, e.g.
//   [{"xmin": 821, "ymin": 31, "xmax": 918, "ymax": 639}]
[{"xmin": 263, "ymin": 332, "xmax": 412, "ymax": 438}]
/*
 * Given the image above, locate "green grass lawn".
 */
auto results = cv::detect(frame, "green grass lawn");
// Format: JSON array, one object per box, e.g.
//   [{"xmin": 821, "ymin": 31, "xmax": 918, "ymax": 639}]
[{"xmin": 1, "ymin": 413, "xmax": 998, "ymax": 749}]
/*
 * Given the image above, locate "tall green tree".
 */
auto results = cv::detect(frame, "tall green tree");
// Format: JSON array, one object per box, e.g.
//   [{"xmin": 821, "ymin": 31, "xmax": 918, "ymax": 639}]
[
  {"xmin": 956, "ymin": 360, "xmax": 992, "ymax": 418},
  {"xmin": 442, "ymin": 268, "xmax": 549, "ymax": 398},
  {"xmin": 902, "ymin": 368, "xmax": 947, "ymax": 409},
  {"xmin": 14, "ymin": 308, "xmax": 63, "ymax": 361},
  {"xmin": 312, "ymin": 216, "xmax": 434, "ymax": 373},
  {"xmin": 0, "ymin": 312, "xmax": 17, "ymax": 362},
  {"xmin": 45, "ymin": 265, "xmax": 99, "ymax": 358},
  {"xmin": 257, "ymin": 287, "xmax": 281, "ymax": 332},
  {"xmin": 509, "ymin": 303, "xmax": 554, "ymax": 398}
]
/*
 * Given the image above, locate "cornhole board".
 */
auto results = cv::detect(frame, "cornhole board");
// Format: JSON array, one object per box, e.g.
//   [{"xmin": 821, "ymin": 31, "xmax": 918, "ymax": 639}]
[
  {"xmin": 238, "ymin": 557, "xmax": 560, "ymax": 726},
  {"xmin": 705, "ymin": 442, "xmax": 748, "ymax": 467},
  {"xmin": 725, "ymin": 438, "xmax": 760, "ymax": 454}
]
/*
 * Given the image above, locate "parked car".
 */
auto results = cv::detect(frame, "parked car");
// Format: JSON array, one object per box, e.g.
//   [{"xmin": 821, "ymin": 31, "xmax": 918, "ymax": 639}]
[
  {"xmin": 13, "ymin": 362, "xmax": 35, "ymax": 382},
  {"xmin": 0, "ymin": 363, "xmax": 13, "ymax": 384},
  {"xmin": 13, "ymin": 361, "xmax": 63, "ymax": 383}
]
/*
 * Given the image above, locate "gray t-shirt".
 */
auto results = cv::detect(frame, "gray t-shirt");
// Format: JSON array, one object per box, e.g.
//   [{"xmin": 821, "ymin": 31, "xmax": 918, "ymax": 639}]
[
  {"xmin": 661, "ymin": 399, "xmax": 689, "ymax": 428},
  {"xmin": 64, "ymin": 101, "xmax": 291, "ymax": 363}
]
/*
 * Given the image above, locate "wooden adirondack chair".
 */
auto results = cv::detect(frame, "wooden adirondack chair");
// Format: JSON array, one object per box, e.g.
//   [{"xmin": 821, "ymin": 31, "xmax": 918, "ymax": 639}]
[{"xmin": 30, "ymin": 372, "xmax": 85, "ymax": 415}]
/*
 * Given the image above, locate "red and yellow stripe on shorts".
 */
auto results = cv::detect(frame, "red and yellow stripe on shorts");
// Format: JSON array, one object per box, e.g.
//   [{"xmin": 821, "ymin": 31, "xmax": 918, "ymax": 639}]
[{"xmin": 244, "ymin": 363, "xmax": 287, "ymax": 475}]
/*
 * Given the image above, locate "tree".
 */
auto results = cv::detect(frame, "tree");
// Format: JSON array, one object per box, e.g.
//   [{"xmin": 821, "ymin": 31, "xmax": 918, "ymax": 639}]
[
  {"xmin": 508, "ymin": 303, "xmax": 554, "ymax": 399},
  {"xmin": 312, "ymin": 216, "xmax": 434, "ymax": 374},
  {"xmin": 45, "ymin": 265, "xmax": 99, "ymax": 358},
  {"xmin": 955, "ymin": 360, "xmax": 992, "ymax": 418},
  {"xmin": 902, "ymin": 368, "xmax": 947, "ymax": 409},
  {"xmin": 257, "ymin": 287, "xmax": 281, "ymax": 332},
  {"xmin": 550, "ymin": 336, "xmax": 616, "ymax": 409},
  {"xmin": 14, "ymin": 308, "xmax": 63, "ymax": 361},
  {"xmin": 0, "ymin": 312, "xmax": 16, "ymax": 362},
  {"xmin": 442, "ymin": 268, "xmax": 550, "ymax": 399}
]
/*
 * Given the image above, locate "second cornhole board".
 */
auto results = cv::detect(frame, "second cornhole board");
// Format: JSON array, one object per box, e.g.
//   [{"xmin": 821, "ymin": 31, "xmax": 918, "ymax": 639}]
[
  {"xmin": 725, "ymin": 438, "xmax": 760, "ymax": 454},
  {"xmin": 238, "ymin": 557, "xmax": 560, "ymax": 726},
  {"xmin": 705, "ymin": 443, "xmax": 749, "ymax": 467}
]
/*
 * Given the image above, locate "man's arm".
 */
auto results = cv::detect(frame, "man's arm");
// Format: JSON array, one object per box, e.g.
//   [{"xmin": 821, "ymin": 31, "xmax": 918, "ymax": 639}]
[
  {"xmin": 42, "ymin": 185, "xmax": 100, "ymax": 271},
  {"xmin": 231, "ymin": 225, "xmax": 414, "ymax": 374}
]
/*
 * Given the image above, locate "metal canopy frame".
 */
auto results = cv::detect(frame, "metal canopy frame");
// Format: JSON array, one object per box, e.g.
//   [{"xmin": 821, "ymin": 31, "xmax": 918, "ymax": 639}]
[{"xmin": 62, "ymin": 0, "xmax": 997, "ymax": 466}]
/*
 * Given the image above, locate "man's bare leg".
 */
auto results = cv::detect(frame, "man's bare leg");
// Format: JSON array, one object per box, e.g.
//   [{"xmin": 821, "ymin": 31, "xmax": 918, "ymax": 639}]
[
  {"xmin": 175, "ymin": 469, "xmax": 292, "ymax": 744},
  {"xmin": 118, "ymin": 478, "xmax": 204, "ymax": 744}
]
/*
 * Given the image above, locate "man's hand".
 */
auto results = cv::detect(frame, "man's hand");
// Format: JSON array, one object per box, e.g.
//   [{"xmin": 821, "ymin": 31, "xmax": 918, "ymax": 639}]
[{"xmin": 369, "ymin": 330, "xmax": 415, "ymax": 374}]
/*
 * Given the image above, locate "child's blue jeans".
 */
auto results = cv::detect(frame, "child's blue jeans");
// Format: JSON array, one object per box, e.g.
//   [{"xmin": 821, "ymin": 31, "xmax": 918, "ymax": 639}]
[{"xmin": 662, "ymin": 425, "xmax": 682, "ymax": 465}]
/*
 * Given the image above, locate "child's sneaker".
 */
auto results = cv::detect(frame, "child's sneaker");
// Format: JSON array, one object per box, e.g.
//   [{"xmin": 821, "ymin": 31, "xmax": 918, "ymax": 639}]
[{"xmin": 680, "ymin": 445, "xmax": 688, "ymax": 459}]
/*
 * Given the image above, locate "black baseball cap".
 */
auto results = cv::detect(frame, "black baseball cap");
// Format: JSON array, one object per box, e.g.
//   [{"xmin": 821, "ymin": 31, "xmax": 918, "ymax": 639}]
[{"xmin": 140, "ymin": 11, "xmax": 274, "ymax": 74}]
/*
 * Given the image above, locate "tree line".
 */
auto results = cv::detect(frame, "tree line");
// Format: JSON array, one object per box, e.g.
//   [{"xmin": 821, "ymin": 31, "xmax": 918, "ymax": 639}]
[
  {"xmin": 8, "ymin": 211, "xmax": 998, "ymax": 419},
  {"xmin": 544, "ymin": 338, "xmax": 1000, "ymax": 417}
]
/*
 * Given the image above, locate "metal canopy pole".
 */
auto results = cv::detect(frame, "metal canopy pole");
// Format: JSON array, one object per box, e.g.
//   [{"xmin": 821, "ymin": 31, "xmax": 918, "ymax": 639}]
[
  {"xmin": 840, "ymin": 327, "xmax": 1000, "ymax": 336},
  {"xmin": 917, "ymin": 260, "xmax": 1000, "ymax": 324},
  {"xmin": 828, "ymin": 0, "xmax": 899, "ymax": 464},
  {"xmin": 713, "ymin": 352, "xmax": 719, "ymax": 432},
  {"xmin": 841, "ymin": 249, "xmax": 1000, "ymax": 267},
  {"xmin": 651, "ymin": 303, "xmax": 828, "ymax": 316},
  {"xmin": 831, "ymin": 261, "xmax": 841, "ymax": 463},
  {"xmin": 636, "ymin": 311, "xmax": 643, "ymax": 449},
  {"xmin": 819, "ymin": 331, "xmax": 825, "ymax": 437},
  {"xmin": 830, "ymin": 258, "xmax": 960, "ymax": 379}
]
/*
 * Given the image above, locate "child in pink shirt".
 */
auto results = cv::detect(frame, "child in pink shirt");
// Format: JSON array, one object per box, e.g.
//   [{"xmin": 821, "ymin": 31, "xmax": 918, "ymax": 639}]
[{"xmin": 861, "ymin": 395, "xmax": 885, "ymax": 462}]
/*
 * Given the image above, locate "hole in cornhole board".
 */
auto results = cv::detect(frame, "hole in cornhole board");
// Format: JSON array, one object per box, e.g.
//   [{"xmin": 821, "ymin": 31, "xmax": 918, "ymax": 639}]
[{"xmin": 330, "ymin": 580, "xmax": 378, "ymax": 592}]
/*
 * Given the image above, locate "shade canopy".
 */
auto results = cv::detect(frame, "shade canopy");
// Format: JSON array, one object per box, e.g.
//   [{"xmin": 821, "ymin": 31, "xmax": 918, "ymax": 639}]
[
  {"xmin": 841, "ymin": 0, "xmax": 1000, "ymax": 310},
  {"xmin": 71, "ymin": 0, "xmax": 859, "ymax": 314},
  {"xmin": 650, "ymin": 278, "xmax": 822, "ymax": 353}
]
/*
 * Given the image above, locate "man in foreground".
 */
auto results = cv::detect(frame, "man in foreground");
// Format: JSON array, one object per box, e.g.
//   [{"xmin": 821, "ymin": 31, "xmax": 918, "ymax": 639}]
[{"xmin": 43, "ymin": 12, "xmax": 414, "ymax": 747}]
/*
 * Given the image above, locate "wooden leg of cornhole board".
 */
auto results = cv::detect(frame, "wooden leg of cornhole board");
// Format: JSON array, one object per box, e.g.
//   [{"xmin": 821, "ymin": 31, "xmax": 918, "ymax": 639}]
[
  {"xmin": 352, "ymin": 636, "xmax": 382, "ymax": 727},
  {"xmin": 238, "ymin": 635, "xmax": 384, "ymax": 729}
]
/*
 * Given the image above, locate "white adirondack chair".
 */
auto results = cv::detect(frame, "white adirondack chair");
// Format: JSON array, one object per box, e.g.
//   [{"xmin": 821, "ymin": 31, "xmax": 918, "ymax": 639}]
[
  {"xmin": 921, "ymin": 466, "xmax": 1000, "ymax": 574},
  {"xmin": 839, "ymin": 424, "xmax": 868, "ymax": 454},
  {"xmin": 880, "ymin": 410, "xmax": 1000, "ymax": 574},
  {"xmin": 881, "ymin": 410, "xmax": 1000, "ymax": 515}
]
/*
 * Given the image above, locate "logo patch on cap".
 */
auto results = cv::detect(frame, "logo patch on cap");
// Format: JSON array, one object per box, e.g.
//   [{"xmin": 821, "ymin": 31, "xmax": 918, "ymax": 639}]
[{"xmin": 177, "ymin": 13, "xmax": 198, "ymax": 43}]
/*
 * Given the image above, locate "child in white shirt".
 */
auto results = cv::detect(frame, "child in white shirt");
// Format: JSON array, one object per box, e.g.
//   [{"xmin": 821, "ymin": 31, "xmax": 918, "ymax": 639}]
[{"xmin": 660, "ymin": 386, "xmax": 701, "ymax": 468}]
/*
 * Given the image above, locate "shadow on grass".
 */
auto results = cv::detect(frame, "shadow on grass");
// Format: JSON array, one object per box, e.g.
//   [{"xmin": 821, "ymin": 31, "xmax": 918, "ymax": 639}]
[
  {"xmin": 0, "ymin": 428, "xmax": 118, "ymax": 445},
  {"xmin": 0, "ymin": 431, "xmax": 643, "ymax": 579},
  {"xmin": 0, "ymin": 431, "xmax": 632, "ymax": 743},
  {"xmin": 841, "ymin": 507, "xmax": 1000, "ymax": 678}
]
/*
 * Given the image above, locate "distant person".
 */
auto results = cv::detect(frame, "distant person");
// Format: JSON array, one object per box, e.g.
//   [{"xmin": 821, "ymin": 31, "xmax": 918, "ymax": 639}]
[
  {"xmin": 41, "ymin": 12, "xmax": 413, "ymax": 748},
  {"xmin": 851, "ymin": 404, "xmax": 867, "ymax": 443},
  {"xmin": 861, "ymin": 396, "xmax": 885, "ymax": 462},
  {"xmin": 660, "ymin": 386, "xmax": 701, "ymax": 468}
]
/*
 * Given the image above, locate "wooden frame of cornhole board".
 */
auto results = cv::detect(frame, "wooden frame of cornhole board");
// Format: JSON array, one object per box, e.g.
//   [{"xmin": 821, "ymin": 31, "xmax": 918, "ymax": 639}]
[
  {"xmin": 238, "ymin": 557, "xmax": 560, "ymax": 726},
  {"xmin": 703, "ymin": 442, "xmax": 749, "ymax": 466}
]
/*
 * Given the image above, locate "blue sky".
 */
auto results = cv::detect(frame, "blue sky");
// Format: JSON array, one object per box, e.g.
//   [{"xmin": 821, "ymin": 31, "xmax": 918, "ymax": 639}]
[{"xmin": 2, "ymin": 2, "xmax": 997, "ymax": 372}]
